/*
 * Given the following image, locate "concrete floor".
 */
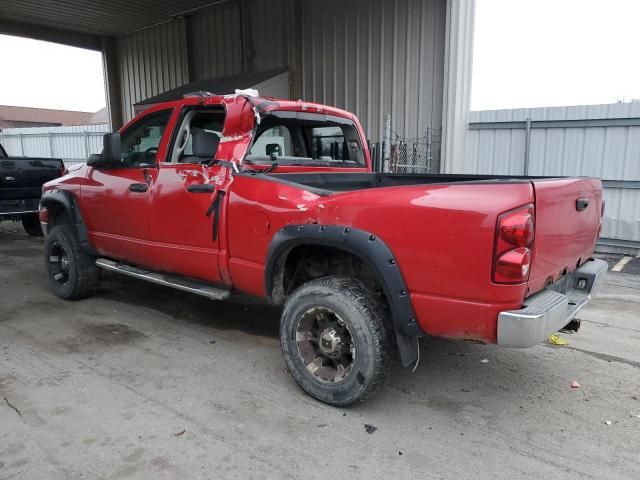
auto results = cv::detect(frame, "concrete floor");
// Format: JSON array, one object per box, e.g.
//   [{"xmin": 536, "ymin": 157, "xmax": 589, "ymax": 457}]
[{"xmin": 1, "ymin": 221, "xmax": 639, "ymax": 480}]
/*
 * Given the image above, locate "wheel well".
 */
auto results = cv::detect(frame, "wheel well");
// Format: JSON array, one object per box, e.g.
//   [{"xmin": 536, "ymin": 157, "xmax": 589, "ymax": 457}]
[
  {"xmin": 271, "ymin": 245, "xmax": 386, "ymax": 307},
  {"xmin": 43, "ymin": 201, "xmax": 71, "ymax": 228}
]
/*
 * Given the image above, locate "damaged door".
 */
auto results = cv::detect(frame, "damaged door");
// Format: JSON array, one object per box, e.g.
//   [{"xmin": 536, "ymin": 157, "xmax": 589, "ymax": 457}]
[{"xmin": 147, "ymin": 106, "xmax": 228, "ymax": 284}]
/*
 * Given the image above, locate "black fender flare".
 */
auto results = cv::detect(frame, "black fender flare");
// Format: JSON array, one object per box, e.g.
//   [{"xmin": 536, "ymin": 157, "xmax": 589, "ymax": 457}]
[
  {"xmin": 265, "ymin": 224, "xmax": 423, "ymax": 367},
  {"xmin": 40, "ymin": 189, "xmax": 96, "ymax": 255}
]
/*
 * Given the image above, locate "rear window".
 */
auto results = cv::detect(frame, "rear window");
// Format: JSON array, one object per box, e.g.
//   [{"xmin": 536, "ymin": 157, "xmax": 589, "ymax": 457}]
[
  {"xmin": 247, "ymin": 114, "xmax": 365, "ymax": 167},
  {"xmin": 310, "ymin": 126, "xmax": 350, "ymax": 160}
]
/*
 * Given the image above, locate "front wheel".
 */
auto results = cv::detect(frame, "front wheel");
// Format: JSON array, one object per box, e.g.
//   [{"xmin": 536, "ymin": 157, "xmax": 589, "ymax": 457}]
[
  {"xmin": 280, "ymin": 276, "xmax": 392, "ymax": 406},
  {"xmin": 44, "ymin": 225, "xmax": 100, "ymax": 300},
  {"xmin": 22, "ymin": 215, "xmax": 43, "ymax": 237}
]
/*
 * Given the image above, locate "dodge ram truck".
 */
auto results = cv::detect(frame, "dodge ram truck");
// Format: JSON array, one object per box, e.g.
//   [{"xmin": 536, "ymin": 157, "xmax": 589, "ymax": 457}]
[
  {"xmin": 1, "ymin": 142, "xmax": 65, "ymax": 236},
  {"xmin": 39, "ymin": 93, "xmax": 607, "ymax": 406}
]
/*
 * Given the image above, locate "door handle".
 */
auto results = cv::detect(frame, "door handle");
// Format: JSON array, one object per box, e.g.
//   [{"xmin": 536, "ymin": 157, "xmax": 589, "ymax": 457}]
[
  {"xmin": 129, "ymin": 183, "xmax": 148, "ymax": 193},
  {"xmin": 576, "ymin": 198, "xmax": 589, "ymax": 211},
  {"xmin": 187, "ymin": 184, "xmax": 215, "ymax": 193}
]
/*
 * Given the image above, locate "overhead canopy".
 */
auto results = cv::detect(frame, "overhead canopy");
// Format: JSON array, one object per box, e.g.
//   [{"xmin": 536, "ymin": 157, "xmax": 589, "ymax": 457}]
[
  {"xmin": 134, "ymin": 68, "xmax": 290, "ymax": 111},
  {"xmin": 0, "ymin": 0, "xmax": 222, "ymax": 36}
]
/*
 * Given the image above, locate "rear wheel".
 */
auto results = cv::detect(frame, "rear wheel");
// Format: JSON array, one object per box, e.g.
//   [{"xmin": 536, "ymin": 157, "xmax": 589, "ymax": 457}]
[
  {"xmin": 22, "ymin": 215, "xmax": 43, "ymax": 237},
  {"xmin": 280, "ymin": 276, "xmax": 392, "ymax": 406},
  {"xmin": 44, "ymin": 225, "xmax": 100, "ymax": 299}
]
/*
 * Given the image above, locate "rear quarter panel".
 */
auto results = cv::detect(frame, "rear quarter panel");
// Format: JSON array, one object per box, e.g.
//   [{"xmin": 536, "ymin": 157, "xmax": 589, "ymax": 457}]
[{"xmin": 226, "ymin": 176, "xmax": 535, "ymax": 342}]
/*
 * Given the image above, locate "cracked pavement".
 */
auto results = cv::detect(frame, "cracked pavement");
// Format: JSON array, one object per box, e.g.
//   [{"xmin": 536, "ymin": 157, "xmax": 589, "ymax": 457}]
[{"xmin": 1, "ymin": 222, "xmax": 639, "ymax": 479}]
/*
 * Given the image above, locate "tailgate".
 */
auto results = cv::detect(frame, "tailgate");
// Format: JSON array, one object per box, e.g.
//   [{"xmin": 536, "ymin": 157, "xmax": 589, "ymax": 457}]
[
  {"xmin": 0, "ymin": 157, "xmax": 63, "ymax": 200},
  {"xmin": 528, "ymin": 178, "xmax": 602, "ymax": 294}
]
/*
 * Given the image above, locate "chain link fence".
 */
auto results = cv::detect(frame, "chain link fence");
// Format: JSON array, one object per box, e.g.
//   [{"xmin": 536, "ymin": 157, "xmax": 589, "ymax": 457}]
[{"xmin": 369, "ymin": 128, "xmax": 441, "ymax": 174}]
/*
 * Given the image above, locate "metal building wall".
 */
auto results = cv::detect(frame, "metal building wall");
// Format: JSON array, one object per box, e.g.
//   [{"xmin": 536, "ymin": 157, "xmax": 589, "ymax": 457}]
[
  {"xmin": 115, "ymin": 0, "xmax": 293, "ymax": 124},
  {"xmin": 187, "ymin": 2, "xmax": 243, "ymax": 80},
  {"xmin": 116, "ymin": 20, "xmax": 190, "ymax": 122},
  {"xmin": 112, "ymin": 0, "xmax": 447, "ymax": 147},
  {"xmin": 186, "ymin": 0, "xmax": 292, "ymax": 81},
  {"xmin": 466, "ymin": 102, "xmax": 640, "ymax": 253},
  {"xmin": 298, "ymin": 0, "xmax": 447, "ymax": 146},
  {"xmin": 244, "ymin": 0, "xmax": 292, "ymax": 74}
]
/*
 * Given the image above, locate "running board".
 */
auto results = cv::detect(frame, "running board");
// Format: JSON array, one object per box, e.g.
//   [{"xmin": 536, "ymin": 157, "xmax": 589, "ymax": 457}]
[{"xmin": 95, "ymin": 258, "xmax": 231, "ymax": 301}]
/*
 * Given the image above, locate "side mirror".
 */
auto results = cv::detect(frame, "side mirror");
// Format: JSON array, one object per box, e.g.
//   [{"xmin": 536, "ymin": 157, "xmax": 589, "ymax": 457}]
[{"xmin": 87, "ymin": 133, "xmax": 121, "ymax": 168}]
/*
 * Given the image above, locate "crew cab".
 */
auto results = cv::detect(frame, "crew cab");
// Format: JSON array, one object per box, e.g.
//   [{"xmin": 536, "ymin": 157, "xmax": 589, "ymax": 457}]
[
  {"xmin": 39, "ymin": 92, "xmax": 607, "ymax": 406},
  {"xmin": 0, "ymin": 142, "xmax": 64, "ymax": 236}
]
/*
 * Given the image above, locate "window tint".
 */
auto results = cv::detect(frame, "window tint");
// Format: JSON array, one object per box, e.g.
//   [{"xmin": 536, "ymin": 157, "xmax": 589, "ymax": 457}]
[{"xmin": 120, "ymin": 110, "xmax": 172, "ymax": 167}]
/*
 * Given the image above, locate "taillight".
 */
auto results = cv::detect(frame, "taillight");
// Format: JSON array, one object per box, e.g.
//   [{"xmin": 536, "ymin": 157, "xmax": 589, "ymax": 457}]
[
  {"xmin": 500, "ymin": 212, "xmax": 534, "ymax": 246},
  {"xmin": 39, "ymin": 207, "xmax": 49, "ymax": 224},
  {"xmin": 59, "ymin": 162, "xmax": 67, "ymax": 176},
  {"xmin": 493, "ymin": 204, "xmax": 534, "ymax": 284}
]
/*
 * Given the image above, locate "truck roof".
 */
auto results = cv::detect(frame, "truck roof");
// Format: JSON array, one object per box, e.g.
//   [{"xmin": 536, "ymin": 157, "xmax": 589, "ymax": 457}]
[{"xmin": 131, "ymin": 94, "xmax": 357, "ymax": 125}]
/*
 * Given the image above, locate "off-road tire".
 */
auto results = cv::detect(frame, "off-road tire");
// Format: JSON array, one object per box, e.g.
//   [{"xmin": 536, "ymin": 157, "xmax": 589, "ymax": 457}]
[
  {"xmin": 44, "ymin": 225, "xmax": 100, "ymax": 300},
  {"xmin": 22, "ymin": 215, "xmax": 43, "ymax": 237},
  {"xmin": 280, "ymin": 276, "xmax": 392, "ymax": 406}
]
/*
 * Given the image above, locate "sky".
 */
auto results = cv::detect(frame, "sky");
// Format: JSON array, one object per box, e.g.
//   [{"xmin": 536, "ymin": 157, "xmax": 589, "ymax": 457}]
[
  {"xmin": 1, "ymin": 0, "xmax": 640, "ymax": 113},
  {"xmin": 0, "ymin": 34, "xmax": 105, "ymax": 112},
  {"xmin": 471, "ymin": 0, "xmax": 640, "ymax": 110}
]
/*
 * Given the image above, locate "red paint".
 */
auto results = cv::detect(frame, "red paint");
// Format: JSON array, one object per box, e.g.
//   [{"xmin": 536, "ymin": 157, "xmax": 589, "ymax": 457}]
[{"xmin": 42, "ymin": 95, "xmax": 603, "ymax": 344}]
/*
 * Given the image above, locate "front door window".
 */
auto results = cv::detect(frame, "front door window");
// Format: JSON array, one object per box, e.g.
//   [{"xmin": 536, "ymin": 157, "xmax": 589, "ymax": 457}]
[{"xmin": 120, "ymin": 110, "xmax": 172, "ymax": 167}]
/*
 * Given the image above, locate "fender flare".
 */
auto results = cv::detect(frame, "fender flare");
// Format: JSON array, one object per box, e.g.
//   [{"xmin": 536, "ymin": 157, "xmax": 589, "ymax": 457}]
[
  {"xmin": 265, "ymin": 224, "xmax": 423, "ymax": 367},
  {"xmin": 40, "ymin": 189, "xmax": 96, "ymax": 255}
]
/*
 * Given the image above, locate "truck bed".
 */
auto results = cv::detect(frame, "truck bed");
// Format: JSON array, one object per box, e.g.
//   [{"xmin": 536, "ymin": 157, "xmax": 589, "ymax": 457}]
[
  {"xmin": 1, "ymin": 155, "xmax": 64, "ymax": 218},
  {"xmin": 265, "ymin": 172, "xmax": 562, "ymax": 195},
  {"xmin": 262, "ymin": 171, "xmax": 603, "ymax": 300},
  {"xmin": 1, "ymin": 157, "xmax": 64, "ymax": 200}
]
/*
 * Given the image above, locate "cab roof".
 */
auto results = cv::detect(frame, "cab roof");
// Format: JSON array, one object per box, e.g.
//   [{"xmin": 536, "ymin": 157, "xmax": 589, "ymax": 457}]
[{"xmin": 142, "ymin": 94, "xmax": 358, "ymax": 122}]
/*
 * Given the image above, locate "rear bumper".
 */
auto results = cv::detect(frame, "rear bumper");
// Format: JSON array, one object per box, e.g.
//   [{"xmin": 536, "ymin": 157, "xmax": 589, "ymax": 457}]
[
  {"xmin": 497, "ymin": 258, "xmax": 608, "ymax": 348},
  {"xmin": 0, "ymin": 198, "xmax": 40, "ymax": 218}
]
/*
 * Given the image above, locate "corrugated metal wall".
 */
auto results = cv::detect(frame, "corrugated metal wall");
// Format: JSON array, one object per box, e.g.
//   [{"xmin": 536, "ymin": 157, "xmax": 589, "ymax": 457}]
[
  {"xmin": 466, "ymin": 102, "xmax": 640, "ymax": 252},
  {"xmin": 117, "ymin": 20, "xmax": 190, "ymax": 121},
  {"xmin": 244, "ymin": 0, "xmax": 292, "ymax": 74},
  {"xmin": 186, "ymin": 0, "xmax": 292, "ymax": 80},
  {"xmin": 0, "ymin": 124, "xmax": 109, "ymax": 165},
  {"xmin": 113, "ymin": 0, "xmax": 447, "ymax": 147},
  {"xmin": 187, "ymin": 2, "xmax": 243, "ymax": 80},
  {"xmin": 299, "ymin": 0, "xmax": 446, "ymax": 144}
]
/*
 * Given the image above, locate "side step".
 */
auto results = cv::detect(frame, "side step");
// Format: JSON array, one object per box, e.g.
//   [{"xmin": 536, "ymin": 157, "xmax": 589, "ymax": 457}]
[{"xmin": 95, "ymin": 258, "xmax": 231, "ymax": 301}]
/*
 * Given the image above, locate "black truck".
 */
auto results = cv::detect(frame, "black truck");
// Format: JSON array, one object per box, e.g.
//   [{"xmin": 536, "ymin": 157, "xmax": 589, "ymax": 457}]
[{"xmin": 0, "ymin": 142, "xmax": 65, "ymax": 236}]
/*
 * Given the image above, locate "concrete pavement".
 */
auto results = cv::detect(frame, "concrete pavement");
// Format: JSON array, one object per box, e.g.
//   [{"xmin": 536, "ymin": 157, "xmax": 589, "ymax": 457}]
[{"xmin": 1, "ymin": 222, "xmax": 639, "ymax": 479}]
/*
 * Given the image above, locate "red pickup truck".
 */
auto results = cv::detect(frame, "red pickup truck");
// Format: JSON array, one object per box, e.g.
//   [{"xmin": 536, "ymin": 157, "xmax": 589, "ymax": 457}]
[{"xmin": 39, "ymin": 93, "xmax": 607, "ymax": 406}]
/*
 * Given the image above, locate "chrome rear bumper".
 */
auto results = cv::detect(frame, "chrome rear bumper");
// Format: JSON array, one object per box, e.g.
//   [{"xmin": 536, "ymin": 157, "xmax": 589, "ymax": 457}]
[{"xmin": 497, "ymin": 258, "xmax": 608, "ymax": 348}]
